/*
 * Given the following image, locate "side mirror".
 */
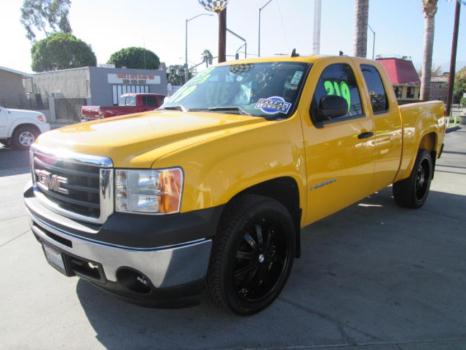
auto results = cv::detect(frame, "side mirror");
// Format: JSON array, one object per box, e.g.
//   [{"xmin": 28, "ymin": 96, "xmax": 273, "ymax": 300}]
[{"xmin": 317, "ymin": 95, "xmax": 348, "ymax": 123}]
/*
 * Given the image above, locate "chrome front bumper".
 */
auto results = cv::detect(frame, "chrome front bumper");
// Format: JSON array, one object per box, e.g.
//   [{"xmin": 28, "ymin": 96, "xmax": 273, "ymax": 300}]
[{"xmin": 30, "ymin": 213, "xmax": 212, "ymax": 289}]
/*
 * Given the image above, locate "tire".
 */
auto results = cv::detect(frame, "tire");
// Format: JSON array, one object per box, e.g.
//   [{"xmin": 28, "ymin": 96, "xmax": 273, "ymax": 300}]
[
  {"xmin": 11, "ymin": 125, "xmax": 38, "ymax": 150},
  {"xmin": 393, "ymin": 149, "xmax": 433, "ymax": 209},
  {"xmin": 207, "ymin": 194, "xmax": 295, "ymax": 315}
]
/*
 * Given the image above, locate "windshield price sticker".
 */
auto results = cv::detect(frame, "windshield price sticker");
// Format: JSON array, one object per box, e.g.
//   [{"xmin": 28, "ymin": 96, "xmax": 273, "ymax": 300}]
[
  {"xmin": 290, "ymin": 71, "xmax": 304, "ymax": 86},
  {"xmin": 255, "ymin": 96, "xmax": 292, "ymax": 115}
]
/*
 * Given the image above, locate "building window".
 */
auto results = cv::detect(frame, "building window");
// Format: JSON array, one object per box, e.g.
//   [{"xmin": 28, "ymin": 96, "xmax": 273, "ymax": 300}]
[{"xmin": 406, "ymin": 86, "xmax": 415, "ymax": 99}]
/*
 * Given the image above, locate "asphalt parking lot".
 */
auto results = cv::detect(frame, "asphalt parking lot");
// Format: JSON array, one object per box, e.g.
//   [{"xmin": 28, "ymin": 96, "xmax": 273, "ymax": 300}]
[{"xmin": 1, "ymin": 129, "xmax": 466, "ymax": 350}]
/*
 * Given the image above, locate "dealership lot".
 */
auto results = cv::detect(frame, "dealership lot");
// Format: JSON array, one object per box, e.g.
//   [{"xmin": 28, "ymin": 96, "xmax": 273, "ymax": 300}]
[{"xmin": 1, "ymin": 130, "xmax": 466, "ymax": 350}]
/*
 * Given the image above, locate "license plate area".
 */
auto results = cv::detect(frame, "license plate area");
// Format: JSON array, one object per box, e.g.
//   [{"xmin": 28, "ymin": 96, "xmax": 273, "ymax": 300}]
[{"xmin": 42, "ymin": 244, "xmax": 68, "ymax": 275}]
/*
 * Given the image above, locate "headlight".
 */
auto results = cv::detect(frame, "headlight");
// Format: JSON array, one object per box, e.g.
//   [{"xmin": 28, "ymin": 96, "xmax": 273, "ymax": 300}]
[
  {"xmin": 36, "ymin": 114, "xmax": 46, "ymax": 123},
  {"xmin": 115, "ymin": 168, "xmax": 183, "ymax": 214}
]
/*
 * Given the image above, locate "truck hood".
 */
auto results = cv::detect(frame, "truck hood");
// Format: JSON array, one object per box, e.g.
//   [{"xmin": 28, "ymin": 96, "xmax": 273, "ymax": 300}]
[
  {"xmin": 36, "ymin": 110, "xmax": 268, "ymax": 167},
  {"xmin": 6, "ymin": 108, "xmax": 44, "ymax": 118}
]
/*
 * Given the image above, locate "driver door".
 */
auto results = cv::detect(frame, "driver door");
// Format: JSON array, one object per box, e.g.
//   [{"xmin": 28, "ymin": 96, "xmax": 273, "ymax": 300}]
[{"xmin": 301, "ymin": 61, "xmax": 375, "ymax": 224}]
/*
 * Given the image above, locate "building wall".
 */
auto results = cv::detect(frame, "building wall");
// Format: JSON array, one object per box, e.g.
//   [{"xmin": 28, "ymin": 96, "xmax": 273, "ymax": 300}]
[
  {"xmin": 30, "ymin": 67, "xmax": 90, "ymax": 108},
  {"xmin": 0, "ymin": 70, "xmax": 27, "ymax": 108},
  {"xmin": 430, "ymin": 81, "xmax": 448, "ymax": 103},
  {"xmin": 88, "ymin": 67, "xmax": 167, "ymax": 106}
]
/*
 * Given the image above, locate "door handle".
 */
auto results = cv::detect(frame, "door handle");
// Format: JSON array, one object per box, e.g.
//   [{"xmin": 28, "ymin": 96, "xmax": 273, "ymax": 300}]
[{"xmin": 358, "ymin": 131, "xmax": 374, "ymax": 139}]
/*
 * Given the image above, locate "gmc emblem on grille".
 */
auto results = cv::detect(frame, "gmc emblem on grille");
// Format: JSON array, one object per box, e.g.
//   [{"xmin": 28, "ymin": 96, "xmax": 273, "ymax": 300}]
[{"xmin": 35, "ymin": 169, "xmax": 69, "ymax": 195}]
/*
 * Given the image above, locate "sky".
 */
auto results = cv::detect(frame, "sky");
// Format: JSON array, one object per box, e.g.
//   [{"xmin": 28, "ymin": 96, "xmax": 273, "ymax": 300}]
[{"xmin": 0, "ymin": 0, "xmax": 465, "ymax": 73}]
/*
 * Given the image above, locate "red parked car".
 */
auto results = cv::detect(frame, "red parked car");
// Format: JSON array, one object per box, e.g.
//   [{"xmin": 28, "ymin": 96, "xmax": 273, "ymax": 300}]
[{"xmin": 81, "ymin": 93, "xmax": 165, "ymax": 121}]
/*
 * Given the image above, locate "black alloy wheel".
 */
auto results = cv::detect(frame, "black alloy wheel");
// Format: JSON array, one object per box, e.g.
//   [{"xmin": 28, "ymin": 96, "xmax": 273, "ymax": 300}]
[{"xmin": 208, "ymin": 195, "xmax": 295, "ymax": 315}]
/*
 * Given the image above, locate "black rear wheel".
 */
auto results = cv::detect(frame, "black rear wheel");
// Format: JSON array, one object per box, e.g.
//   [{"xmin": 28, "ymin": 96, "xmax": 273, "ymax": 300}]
[
  {"xmin": 393, "ymin": 149, "xmax": 433, "ymax": 208},
  {"xmin": 208, "ymin": 195, "xmax": 295, "ymax": 315}
]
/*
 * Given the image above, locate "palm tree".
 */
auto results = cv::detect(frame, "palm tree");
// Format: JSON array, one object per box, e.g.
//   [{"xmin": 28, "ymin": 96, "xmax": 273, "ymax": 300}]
[
  {"xmin": 354, "ymin": 0, "xmax": 369, "ymax": 57},
  {"xmin": 420, "ymin": 0, "xmax": 438, "ymax": 101},
  {"xmin": 201, "ymin": 49, "xmax": 214, "ymax": 67}
]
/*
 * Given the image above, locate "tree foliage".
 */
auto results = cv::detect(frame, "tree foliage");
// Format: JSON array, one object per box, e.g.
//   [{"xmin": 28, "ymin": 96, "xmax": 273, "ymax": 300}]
[
  {"xmin": 108, "ymin": 47, "xmax": 160, "ymax": 69},
  {"xmin": 31, "ymin": 32, "xmax": 96, "ymax": 72},
  {"xmin": 167, "ymin": 65, "xmax": 192, "ymax": 86},
  {"xmin": 21, "ymin": 0, "xmax": 72, "ymax": 42},
  {"xmin": 420, "ymin": 0, "xmax": 438, "ymax": 100},
  {"xmin": 454, "ymin": 66, "xmax": 466, "ymax": 103},
  {"xmin": 201, "ymin": 49, "xmax": 214, "ymax": 67}
]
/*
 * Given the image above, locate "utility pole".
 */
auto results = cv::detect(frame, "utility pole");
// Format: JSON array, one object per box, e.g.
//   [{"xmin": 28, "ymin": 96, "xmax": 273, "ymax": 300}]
[
  {"xmin": 218, "ymin": 8, "xmax": 227, "ymax": 62},
  {"xmin": 313, "ymin": 0, "xmax": 321, "ymax": 54},
  {"xmin": 446, "ymin": 0, "xmax": 461, "ymax": 116}
]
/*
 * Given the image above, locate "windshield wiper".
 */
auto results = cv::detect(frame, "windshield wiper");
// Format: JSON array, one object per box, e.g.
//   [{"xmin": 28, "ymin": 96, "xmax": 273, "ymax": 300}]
[
  {"xmin": 206, "ymin": 106, "xmax": 251, "ymax": 116},
  {"xmin": 160, "ymin": 105, "xmax": 188, "ymax": 112}
]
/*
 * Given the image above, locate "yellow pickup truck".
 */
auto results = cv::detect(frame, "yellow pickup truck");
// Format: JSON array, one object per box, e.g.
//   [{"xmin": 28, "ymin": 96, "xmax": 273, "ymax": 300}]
[{"xmin": 24, "ymin": 55, "xmax": 445, "ymax": 315}]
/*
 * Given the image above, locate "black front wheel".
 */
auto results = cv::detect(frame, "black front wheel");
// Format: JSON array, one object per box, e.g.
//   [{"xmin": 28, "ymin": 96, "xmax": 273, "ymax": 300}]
[
  {"xmin": 393, "ymin": 149, "xmax": 433, "ymax": 208},
  {"xmin": 208, "ymin": 195, "xmax": 295, "ymax": 315}
]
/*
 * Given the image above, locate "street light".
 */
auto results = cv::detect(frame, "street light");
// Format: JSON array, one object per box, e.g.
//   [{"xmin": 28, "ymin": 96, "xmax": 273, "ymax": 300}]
[
  {"xmin": 185, "ymin": 13, "xmax": 213, "ymax": 82},
  {"xmin": 227, "ymin": 28, "xmax": 247, "ymax": 59},
  {"xmin": 258, "ymin": 0, "xmax": 273, "ymax": 57},
  {"xmin": 368, "ymin": 24, "xmax": 376, "ymax": 60}
]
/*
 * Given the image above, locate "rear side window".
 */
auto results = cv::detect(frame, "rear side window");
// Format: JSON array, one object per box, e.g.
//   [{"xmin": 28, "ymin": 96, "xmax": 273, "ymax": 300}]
[
  {"xmin": 361, "ymin": 64, "xmax": 389, "ymax": 113},
  {"xmin": 311, "ymin": 63, "xmax": 363, "ymax": 122},
  {"xmin": 143, "ymin": 95, "xmax": 158, "ymax": 106}
]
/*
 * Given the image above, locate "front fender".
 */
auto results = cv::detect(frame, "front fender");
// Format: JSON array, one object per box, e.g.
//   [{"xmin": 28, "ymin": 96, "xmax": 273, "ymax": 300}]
[
  {"xmin": 153, "ymin": 116, "xmax": 307, "ymax": 214},
  {"xmin": 6, "ymin": 118, "xmax": 42, "ymax": 138}
]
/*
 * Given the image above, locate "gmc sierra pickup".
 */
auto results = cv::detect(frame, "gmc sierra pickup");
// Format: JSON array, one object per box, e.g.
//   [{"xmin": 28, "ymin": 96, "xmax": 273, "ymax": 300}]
[{"xmin": 24, "ymin": 56, "xmax": 445, "ymax": 315}]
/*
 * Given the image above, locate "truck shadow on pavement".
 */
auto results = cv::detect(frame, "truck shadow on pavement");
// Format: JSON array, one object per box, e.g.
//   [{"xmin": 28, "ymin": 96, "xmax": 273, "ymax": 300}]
[{"xmin": 76, "ymin": 188, "xmax": 466, "ymax": 349}]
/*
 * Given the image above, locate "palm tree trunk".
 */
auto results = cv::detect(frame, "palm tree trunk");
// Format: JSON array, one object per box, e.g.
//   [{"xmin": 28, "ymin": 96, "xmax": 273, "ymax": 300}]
[
  {"xmin": 420, "ymin": 0, "xmax": 438, "ymax": 101},
  {"xmin": 354, "ymin": 0, "xmax": 369, "ymax": 57}
]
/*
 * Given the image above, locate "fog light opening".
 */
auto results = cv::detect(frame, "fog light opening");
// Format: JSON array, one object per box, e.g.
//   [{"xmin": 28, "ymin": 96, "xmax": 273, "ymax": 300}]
[{"xmin": 116, "ymin": 268, "xmax": 152, "ymax": 294}]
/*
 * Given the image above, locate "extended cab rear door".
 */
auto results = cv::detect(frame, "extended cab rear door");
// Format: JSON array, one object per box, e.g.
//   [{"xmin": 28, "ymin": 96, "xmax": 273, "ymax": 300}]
[
  {"xmin": 359, "ymin": 63, "xmax": 403, "ymax": 191},
  {"xmin": 300, "ymin": 59, "xmax": 375, "ymax": 224}
]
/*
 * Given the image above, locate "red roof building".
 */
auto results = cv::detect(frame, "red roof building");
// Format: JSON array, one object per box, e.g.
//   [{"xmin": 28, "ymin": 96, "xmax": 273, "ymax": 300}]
[{"xmin": 376, "ymin": 57, "xmax": 420, "ymax": 101}]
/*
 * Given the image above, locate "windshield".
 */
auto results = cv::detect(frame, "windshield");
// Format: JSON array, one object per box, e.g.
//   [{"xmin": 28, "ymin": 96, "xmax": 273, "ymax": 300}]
[
  {"xmin": 119, "ymin": 95, "xmax": 136, "ymax": 106},
  {"xmin": 162, "ymin": 62, "xmax": 309, "ymax": 118}
]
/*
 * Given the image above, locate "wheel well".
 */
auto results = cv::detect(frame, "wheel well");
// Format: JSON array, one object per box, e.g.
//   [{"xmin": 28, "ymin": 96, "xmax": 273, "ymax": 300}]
[
  {"xmin": 419, "ymin": 132, "xmax": 437, "ymax": 178},
  {"xmin": 11, "ymin": 123, "xmax": 40, "ymax": 138},
  {"xmin": 222, "ymin": 177, "xmax": 301, "ymax": 257}
]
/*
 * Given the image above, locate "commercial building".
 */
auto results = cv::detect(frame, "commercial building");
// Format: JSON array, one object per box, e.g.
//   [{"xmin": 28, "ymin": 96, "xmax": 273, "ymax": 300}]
[
  {"xmin": 0, "ymin": 66, "xmax": 29, "ymax": 108},
  {"xmin": 430, "ymin": 74, "xmax": 449, "ymax": 103},
  {"xmin": 25, "ymin": 65, "xmax": 168, "ymax": 122},
  {"xmin": 377, "ymin": 58, "xmax": 420, "ymax": 101}
]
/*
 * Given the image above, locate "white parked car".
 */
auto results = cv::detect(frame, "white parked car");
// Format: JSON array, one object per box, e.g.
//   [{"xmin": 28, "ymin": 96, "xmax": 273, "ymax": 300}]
[{"xmin": 0, "ymin": 106, "xmax": 50, "ymax": 150}]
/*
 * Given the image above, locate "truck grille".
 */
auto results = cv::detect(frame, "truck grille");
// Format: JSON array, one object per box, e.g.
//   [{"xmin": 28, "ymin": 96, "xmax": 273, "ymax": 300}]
[
  {"xmin": 33, "ymin": 153, "xmax": 101, "ymax": 218},
  {"xmin": 31, "ymin": 145, "xmax": 114, "ymax": 225}
]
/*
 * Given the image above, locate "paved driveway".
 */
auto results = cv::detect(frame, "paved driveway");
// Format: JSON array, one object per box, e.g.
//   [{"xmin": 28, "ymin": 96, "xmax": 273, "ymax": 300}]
[{"xmin": 0, "ymin": 130, "xmax": 465, "ymax": 350}]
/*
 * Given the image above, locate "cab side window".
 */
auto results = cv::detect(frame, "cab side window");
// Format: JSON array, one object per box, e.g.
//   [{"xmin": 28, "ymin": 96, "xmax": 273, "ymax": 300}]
[
  {"xmin": 311, "ymin": 63, "xmax": 363, "ymax": 123},
  {"xmin": 361, "ymin": 64, "xmax": 389, "ymax": 114}
]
